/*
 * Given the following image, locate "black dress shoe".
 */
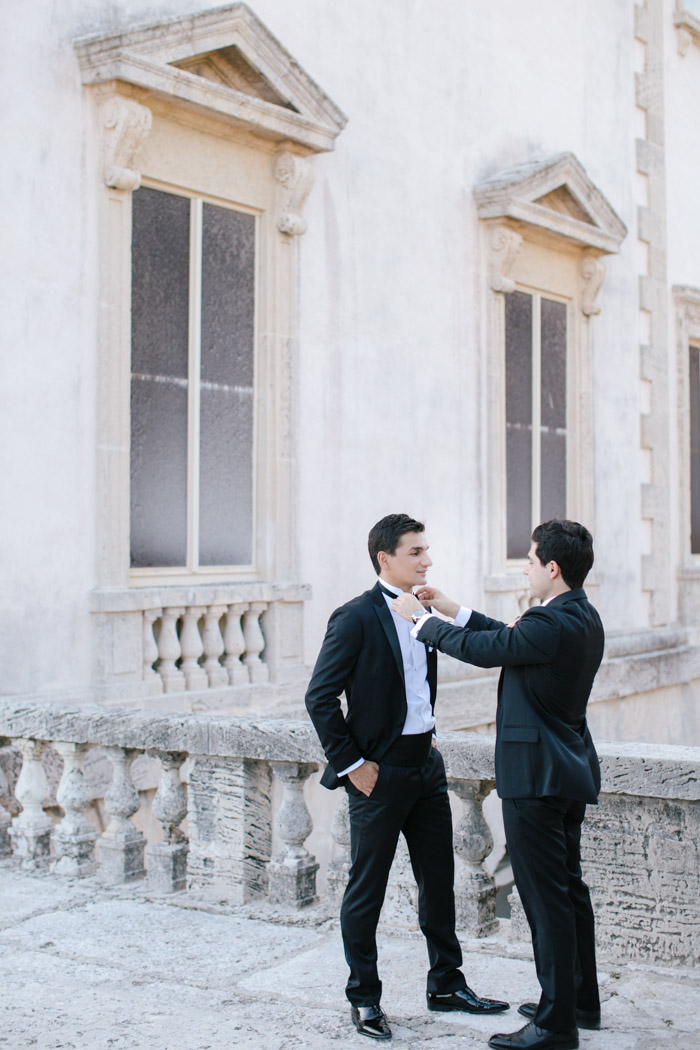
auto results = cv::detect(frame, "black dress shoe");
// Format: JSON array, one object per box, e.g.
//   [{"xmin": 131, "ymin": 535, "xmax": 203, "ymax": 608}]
[
  {"xmin": 351, "ymin": 1005, "xmax": 392, "ymax": 1040},
  {"xmin": 427, "ymin": 985, "xmax": 509, "ymax": 1014},
  {"xmin": 488, "ymin": 1020, "xmax": 579, "ymax": 1050},
  {"xmin": 518, "ymin": 1003, "xmax": 600, "ymax": 1030}
]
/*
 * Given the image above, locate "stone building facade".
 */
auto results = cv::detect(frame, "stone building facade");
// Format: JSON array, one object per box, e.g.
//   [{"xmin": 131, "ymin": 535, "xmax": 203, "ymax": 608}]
[{"xmin": 3, "ymin": 0, "xmax": 700, "ymax": 747}]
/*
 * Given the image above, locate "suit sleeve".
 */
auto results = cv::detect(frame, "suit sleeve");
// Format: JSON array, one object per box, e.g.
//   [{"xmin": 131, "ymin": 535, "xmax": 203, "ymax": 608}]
[
  {"xmin": 304, "ymin": 605, "xmax": 364, "ymax": 775},
  {"xmin": 416, "ymin": 607, "xmax": 560, "ymax": 668}
]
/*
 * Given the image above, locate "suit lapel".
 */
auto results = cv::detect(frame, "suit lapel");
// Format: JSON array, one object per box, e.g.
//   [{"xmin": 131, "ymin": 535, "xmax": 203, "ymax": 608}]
[{"xmin": 372, "ymin": 584, "xmax": 405, "ymax": 684}]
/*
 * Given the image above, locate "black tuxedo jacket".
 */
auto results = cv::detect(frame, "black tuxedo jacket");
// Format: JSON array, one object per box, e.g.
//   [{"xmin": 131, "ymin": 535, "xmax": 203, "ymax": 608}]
[
  {"xmin": 417, "ymin": 589, "xmax": 604, "ymax": 803},
  {"xmin": 305, "ymin": 582, "xmax": 438, "ymax": 789}
]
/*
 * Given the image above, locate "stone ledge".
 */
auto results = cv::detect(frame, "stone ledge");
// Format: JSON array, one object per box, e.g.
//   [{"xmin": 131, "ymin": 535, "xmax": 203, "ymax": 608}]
[
  {"xmin": 91, "ymin": 581, "xmax": 311, "ymax": 612},
  {"xmin": 2, "ymin": 701, "xmax": 700, "ymax": 800}
]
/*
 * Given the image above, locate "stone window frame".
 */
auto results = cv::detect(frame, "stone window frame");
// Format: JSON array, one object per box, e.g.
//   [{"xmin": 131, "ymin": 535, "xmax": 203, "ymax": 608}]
[
  {"xmin": 75, "ymin": 4, "xmax": 346, "ymax": 591},
  {"xmin": 473, "ymin": 153, "xmax": 627, "ymax": 615},
  {"xmin": 674, "ymin": 286, "xmax": 700, "ymax": 624},
  {"xmin": 129, "ymin": 179, "xmax": 261, "ymax": 578}
]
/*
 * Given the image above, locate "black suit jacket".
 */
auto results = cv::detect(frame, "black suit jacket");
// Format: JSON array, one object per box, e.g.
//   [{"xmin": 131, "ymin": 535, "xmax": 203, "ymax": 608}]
[
  {"xmin": 305, "ymin": 582, "xmax": 438, "ymax": 789},
  {"xmin": 417, "ymin": 589, "xmax": 604, "ymax": 803}
]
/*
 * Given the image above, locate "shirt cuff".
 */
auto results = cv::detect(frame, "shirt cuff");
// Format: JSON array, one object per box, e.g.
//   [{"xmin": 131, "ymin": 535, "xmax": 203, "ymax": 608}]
[
  {"xmin": 338, "ymin": 757, "xmax": 364, "ymax": 777},
  {"xmin": 410, "ymin": 612, "xmax": 438, "ymax": 639},
  {"xmin": 454, "ymin": 606, "xmax": 472, "ymax": 627}
]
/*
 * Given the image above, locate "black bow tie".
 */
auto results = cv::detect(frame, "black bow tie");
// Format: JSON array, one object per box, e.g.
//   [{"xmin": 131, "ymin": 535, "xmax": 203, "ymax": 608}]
[{"xmin": 379, "ymin": 584, "xmax": 402, "ymax": 600}]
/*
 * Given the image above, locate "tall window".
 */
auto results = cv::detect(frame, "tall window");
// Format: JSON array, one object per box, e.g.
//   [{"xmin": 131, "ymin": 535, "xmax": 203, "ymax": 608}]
[
  {"xmin": 130, "ymin": 185, "xmax": 256, "ymax": 572},
  {"xmin": 690, "ymin": 344, "xmax": 700, "ymax": 554},
  {"xmin": 505, "ymin": 289, "xmax": 568, "ymax": 559}
]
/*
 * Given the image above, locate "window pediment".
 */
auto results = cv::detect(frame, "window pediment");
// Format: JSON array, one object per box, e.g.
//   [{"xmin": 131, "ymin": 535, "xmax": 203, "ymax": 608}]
[
  {"xmin": 75, "ymin": 3, "xmax": 347, "ymax": 153},
  {"xmin": 474, "ymin": 152, "xmax": 627, "ymax": 255}
]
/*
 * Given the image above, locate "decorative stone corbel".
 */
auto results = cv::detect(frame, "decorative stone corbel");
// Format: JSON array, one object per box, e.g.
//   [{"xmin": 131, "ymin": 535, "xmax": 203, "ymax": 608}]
[
  {"xmin": 676, "ymin": 26, "xmax": 693, "ymax": 57},
  {"xmin": 275, "ymin": 151, "xmax": 314, "ymax": 236},
  {"xmin": 580, "ymin": 250, "xmax": 606, "ymax": 316},
  {"xmin": 488, "ymin": 225, "xmax": 522, "ymax": 293},
  {"xmin": 100, "ymin": 96, "xmax": 153, "ymax": 191}
]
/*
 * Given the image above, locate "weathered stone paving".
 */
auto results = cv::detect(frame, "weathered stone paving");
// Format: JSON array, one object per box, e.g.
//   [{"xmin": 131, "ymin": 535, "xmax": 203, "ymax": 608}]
[{"xmin": 1, "ymin": 865, "xmax": 699, "ymax": 1050}]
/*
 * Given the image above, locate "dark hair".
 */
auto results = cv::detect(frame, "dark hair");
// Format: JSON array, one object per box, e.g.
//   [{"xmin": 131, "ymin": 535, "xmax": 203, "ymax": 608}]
[
  {"xmin": 368, "ymin": 513, "xmax": 425, "ymax": 574},
  {"xmin": 531, "ymin": 519, "xmax": 594, "ymax": 589}
]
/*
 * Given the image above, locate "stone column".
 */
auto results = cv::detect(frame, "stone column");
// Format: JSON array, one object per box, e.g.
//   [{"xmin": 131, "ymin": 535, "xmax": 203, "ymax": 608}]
[
  {"xmin": 449, "ymin": 778, "xmax": 499, "ymax": 937},
  {"xmin": 222, "ymin": 604, "xmax": 249, "ymax": 685},
  {"xmin": 9, "ymin": 739, "xmax": 53, "ymax": 869},
  {"xmin": 267, "ymin": 761, "xmax": 319, "ymax": 907},
  {"xmin": 97, "ymin": 746, "xmax": 146, "ymax": 883},
  {"xmin": 142, "ymin": 609, "xmax": 163, "ymax": 694},
  {"xmin": 52, "ymin": 742, "xmax": 98, "ymax": 876},
  {"xmin": 179, "ymin": 608, "xmax": 208, "ymax": 691},
  {"xmin": 156, "ymin": 607, "xmax": 186, "ymax": 692},
  {"xmin": 327, "ymin": 790, "xmax": 351, "ymax": 907},
  {"xmin": 147, "ymin": 751, "xmax": 188, "ymax": 893},
  {"xmin": 202, "ymin": 605, "xmax": 228, "ymax": 688},
  {"xmin": 242, "ymin": 602, "xmax": 269, "ymax": 683}
]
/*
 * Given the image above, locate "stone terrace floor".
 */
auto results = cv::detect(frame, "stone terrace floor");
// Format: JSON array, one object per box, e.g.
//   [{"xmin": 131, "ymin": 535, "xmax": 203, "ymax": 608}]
[{"xmin": 2, "ymin": 864, "xmax": 699, "ymax": 1050}]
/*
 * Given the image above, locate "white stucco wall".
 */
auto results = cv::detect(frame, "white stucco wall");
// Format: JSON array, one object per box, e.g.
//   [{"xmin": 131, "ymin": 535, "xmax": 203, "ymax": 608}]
[{"xmin": 1, "ymin": 0, "xmax": 699, "ymax": 693}]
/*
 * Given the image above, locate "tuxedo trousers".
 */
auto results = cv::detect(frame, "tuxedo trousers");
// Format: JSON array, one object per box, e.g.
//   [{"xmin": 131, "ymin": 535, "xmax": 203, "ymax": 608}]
[
  {"xmin": 341, "ymin": 747, "xmax": 465, "ymax": 1006},
  {"xmin": 502, "ymin": 796, "xmax": 600, "ymax": 1033}
]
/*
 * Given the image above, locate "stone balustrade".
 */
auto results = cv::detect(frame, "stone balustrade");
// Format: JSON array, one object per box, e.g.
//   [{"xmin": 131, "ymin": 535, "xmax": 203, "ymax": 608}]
[
  {"xmin": 0, "ymin": 700, "xmax": 698, "ymax": 966},
  {"xmin": 90, "ymin": 582, "xmax": 311, "ymax": 701}
]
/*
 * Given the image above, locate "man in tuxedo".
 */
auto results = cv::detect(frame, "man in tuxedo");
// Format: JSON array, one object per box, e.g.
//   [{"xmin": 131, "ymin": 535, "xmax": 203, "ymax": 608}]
[
  {"xmin": 305, "ymin": 513, "xmax": 509, "ymax": 1040},
  {"xmin": 393, "ymin": 520, "xmax": 604, "ymax": 1050}
]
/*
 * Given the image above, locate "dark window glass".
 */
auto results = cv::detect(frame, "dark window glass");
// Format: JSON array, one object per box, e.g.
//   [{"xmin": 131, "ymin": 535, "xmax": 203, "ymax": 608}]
[
  {"xmin": 199, "ymin": 204, "xmax": 255, "ymax": 565},
  {"xmin": 505, "ymin": 291, "xmax": 533, "ymax": 558},
  {"xmin": 690, "ymin": 346, "xmax": 700, "ymax": 553},
  {"xmin": 540, "ymin": 298, "xmax": 567, "ymax": 522},
  {"xmin": 130, "ymin": 188, "xmax": 189, "ymax": 567}
]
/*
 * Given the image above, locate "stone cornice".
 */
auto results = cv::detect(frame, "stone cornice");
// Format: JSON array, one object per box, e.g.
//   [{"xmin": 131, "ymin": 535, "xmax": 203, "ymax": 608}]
[
  {"xmin": 75, "ymin": 3, "xmax": 347, "ymax": 154},
  {"xmin": 474, "ymin": 152, "xmax": 627, "ymax": 255}
]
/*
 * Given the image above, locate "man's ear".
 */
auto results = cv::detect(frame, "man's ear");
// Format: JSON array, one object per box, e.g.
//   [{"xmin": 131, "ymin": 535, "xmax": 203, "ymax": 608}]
[
  {"xmin": 377, "ymin": 550, "xmax": 388, "ymax": 571},
  {"xmin": 549, "ymin": 560, "xmax": 562, "ymax": 579}
]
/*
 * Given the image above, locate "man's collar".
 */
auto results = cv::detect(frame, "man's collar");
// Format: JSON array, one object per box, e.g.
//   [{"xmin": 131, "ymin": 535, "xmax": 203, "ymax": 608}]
[{"xmin": 377, "ymin": 578, "xmax": 402, "ymax": 597}]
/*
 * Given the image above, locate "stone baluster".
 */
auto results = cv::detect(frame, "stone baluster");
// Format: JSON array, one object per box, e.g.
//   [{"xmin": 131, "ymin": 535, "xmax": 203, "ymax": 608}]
[
  {"xmin": 179, "ymin": 607, "xmax": 208, "ymax": 691},
  {"xmin": 449, "ymin": 778, "xmax": 498, "ymax": 936},
  {"xmin": 52, "ymin": 742, "xmax": 98, "ymax": 876},
  {"xmin": 146, "ymin": 751, "xmax": 189, "ymax": 893},
  {"xmin": 156, "ymin": 607, "xmax": 186, "ymax": 692},
  {"xmin": 142, "ymin": 609, "xmax": 163, "ymax": 693},
  {"xmin": 97, "ymin": 746, "xmax": 146, "ymax": 883},
  {"xmin": 202, "ymin": 605, "xmax": 228, "ymax": 688},
  {"xmin": 222, "ymin": 603, "xmax": 250, "ymax": 685},
  {"xmin": 507, "ymin": 883, "xmax": 530, "ymax": 943},
  {"xmin": 0, "ymin": 757, "xmax": 14, "ymax": 857},
  {"xmin": 267, "ymin": 761, "xmax": 319, "ymax": 907},
  {"xmin": 9, "ymin": 739, "xmax": 53, "ymax": 869},
  {"xmin": 327, "ymin": 790, "xmax": 352, "ymax": 907},
  {"xmin": 242, "ymin": 602, "xmax": 269, "ymax": 683}
]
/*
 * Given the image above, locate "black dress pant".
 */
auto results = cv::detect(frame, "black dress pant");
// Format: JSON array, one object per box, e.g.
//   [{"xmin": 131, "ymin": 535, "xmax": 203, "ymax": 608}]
[
  {"xmin": 502, "ymin": 796, "xmax": 600, "ymax": 1033},
  {"xmin": 341, "ymin": 747, "xmax": 465, "ymax": 1006}
]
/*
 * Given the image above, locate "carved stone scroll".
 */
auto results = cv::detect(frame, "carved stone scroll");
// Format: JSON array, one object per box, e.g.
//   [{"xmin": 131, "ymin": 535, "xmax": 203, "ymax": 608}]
[
  {"xmin": 275, "ymin": 151, "xmax": 314, "ymax": 236},
  {"xmin": 580, "ymin": 250, "xmax": 606, "ymax": 316},
  {"xmin": 489, "ymin": 225, "xmax": 523, "ymax": 293},
  {"xmin": 100, "ymin": 96, "xmax": 153, "ymax": 191}
]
